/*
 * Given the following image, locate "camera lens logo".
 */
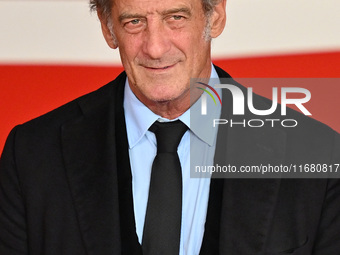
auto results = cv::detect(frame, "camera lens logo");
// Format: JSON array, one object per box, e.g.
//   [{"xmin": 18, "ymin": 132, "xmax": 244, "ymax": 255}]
[{"xmin": 196, "ymin": 82, "xmax": 222, "ymax": 108}]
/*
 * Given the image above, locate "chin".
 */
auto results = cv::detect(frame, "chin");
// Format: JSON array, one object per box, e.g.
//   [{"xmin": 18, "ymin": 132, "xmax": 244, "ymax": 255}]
[{"xmin": 148, "ymin": 94, "xmax": 177, "ymax": 103}]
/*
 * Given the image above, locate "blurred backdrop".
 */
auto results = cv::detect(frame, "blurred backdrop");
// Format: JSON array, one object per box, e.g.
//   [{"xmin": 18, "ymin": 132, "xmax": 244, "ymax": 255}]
[{"xmin": 1, "ymin": 0, "xmax": 340, "ymax": 152}]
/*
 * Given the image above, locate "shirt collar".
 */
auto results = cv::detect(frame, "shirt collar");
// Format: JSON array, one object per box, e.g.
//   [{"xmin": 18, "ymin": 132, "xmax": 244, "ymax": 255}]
[
  {"xmin": 123, "ymin": 80, "xmax": 159, "ymax": 148},
  {"xmin": 189, "ymin": 66, "xmax": 221, "ymax": 146},
  {"xmin": 123, "ymin": 64, "xmax": 221, "ymax": 149}
]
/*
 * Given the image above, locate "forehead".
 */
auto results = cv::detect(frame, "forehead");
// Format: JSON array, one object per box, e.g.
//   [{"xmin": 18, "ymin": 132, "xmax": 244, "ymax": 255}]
[{"xmin": 112, "ymin": 0, "xmax": 203, "ymax": 15}]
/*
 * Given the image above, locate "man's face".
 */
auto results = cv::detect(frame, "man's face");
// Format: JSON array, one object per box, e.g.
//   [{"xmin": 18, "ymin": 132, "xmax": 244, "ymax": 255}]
[{"xmin": 101, "ymin": 0, "xmax": 225, "ymax": 112}]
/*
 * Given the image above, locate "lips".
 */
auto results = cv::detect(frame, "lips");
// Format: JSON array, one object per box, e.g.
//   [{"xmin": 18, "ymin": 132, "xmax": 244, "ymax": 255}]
[
  {"xmin": 143, "ymin": 63, "xmax": 177, "ymax": 71},
  {"xmin": 139, "ymin": 59, "xmax": 179, "ymax": 69},
  {"xmin": 148, "ymin": 66, "xmax": 167, "ymax": 69},
  {"xmin": 146, "ymin": 65, "xmax": 171, "ymax": 69}
]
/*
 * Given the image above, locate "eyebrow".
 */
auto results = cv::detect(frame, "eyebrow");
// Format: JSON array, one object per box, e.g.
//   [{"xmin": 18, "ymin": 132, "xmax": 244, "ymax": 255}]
[
  {"xmin": 119, "ymin": 13, "xmax": 145, "ymax": 23},
  {"xmin": 161, "ymin": 7, "xmax": 192, "ymax": 17},
  {"xmin": 118, "ymin": 7, "xmax": 192, "ymax": 23}
]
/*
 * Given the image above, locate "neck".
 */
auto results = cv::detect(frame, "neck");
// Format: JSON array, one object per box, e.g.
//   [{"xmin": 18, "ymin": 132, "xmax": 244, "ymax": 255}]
[{"xmin": 144, "ymin": 89, "xmax": 203, "ymax": 120}]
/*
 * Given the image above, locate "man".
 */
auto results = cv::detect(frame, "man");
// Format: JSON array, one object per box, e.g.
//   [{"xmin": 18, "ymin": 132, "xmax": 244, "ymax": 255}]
[{"xmin": 0, "ymin": 0, "xmax": 339, "ymax": 254}]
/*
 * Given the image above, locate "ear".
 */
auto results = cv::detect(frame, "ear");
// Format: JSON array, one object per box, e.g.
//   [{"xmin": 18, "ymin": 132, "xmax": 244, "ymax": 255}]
[
  {"xmin": 97, "ymin": 10, "xmax": 118, "ymax": 49},
  {"xmin": 209, "ymin": 0, "xmax": 227, "ymax": 38}
]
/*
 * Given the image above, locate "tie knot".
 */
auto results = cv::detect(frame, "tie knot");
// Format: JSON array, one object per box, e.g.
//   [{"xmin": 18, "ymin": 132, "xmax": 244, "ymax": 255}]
[{"xmin": 149, "ymin": 120, "xmax": 188, "ymax": 153}]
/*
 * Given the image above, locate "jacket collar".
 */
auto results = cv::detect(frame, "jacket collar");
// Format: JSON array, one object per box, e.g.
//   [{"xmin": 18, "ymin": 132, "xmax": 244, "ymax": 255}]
[
  {"xmin": 213, "ymin": 66, "xmax": 286, "ymax": 253},
  {"xmin": 61, "ymin": 72, "xmax": 141, "ymax": 254}
]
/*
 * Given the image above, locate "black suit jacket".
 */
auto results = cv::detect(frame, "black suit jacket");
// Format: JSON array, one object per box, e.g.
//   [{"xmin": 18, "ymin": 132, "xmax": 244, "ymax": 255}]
[{"xmin": 1, "ymin": 66, "xmax": 340, "ymax": 254}]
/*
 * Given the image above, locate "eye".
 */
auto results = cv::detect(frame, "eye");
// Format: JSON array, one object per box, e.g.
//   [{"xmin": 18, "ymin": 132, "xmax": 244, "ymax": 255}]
[
  {"xmin": 130, "ymin": 19, "xmax": 140, "ymax": 25},
  {"xmin": 172, "ymin": 15, "xmax": 183, "ymax": 21},
  {"xmin": 167, "ymin": 15, "xmax": 187, "ymax": 29},
  {"xmin": 123, "ymin": 18, "xmax": 145, "ymax": 33}
]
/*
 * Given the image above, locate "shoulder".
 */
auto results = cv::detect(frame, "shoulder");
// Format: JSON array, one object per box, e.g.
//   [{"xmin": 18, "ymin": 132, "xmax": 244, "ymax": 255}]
[
  {"xmin": 250, "ymin": 85, "xmax": 340, "ymax": 167},
  {"xmin": 214, "ymin": 65, "xmax": 339, "ymax": 160},
  {"xmin": 215, "ymin": 64, "xmax": 338, "ymax": 138},
  {"xmin": 253, "ymin": 85, "xmax": 338, "ymax": 140}
]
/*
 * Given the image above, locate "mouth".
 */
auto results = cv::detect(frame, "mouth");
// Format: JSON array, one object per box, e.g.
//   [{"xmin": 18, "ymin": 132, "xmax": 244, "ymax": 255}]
[
  {"xmin": 142, "ymin": 63, "xmax": 177, "ymax": 71},
  {"xmin": 150, "ymin": 66, "xmax": 171, "ymax": 70}
]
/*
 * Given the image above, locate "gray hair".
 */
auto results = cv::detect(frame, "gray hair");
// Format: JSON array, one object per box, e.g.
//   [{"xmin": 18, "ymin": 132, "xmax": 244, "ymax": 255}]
[{"xmin": 90, "ymin": 0, "xmax": 220, "ymax": 23}]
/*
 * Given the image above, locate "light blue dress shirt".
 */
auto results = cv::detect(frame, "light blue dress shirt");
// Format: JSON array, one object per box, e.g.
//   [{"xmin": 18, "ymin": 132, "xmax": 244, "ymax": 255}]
[{"xmin": 123, "ymin": 65, "xmax": 221, "ymax": 255}]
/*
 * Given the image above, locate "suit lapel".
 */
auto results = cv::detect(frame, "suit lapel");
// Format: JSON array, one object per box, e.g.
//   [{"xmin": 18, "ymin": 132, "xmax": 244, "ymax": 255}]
[
  {"xmin": 114, "ymin": 75, "xmax": 143, "ymax": 255},
  {"xmin": 207, "ymin": 67, "xmax": 287, "ymax": 253},
  {"xmin": 61, "ymin": 72, "xmax": 141, "ymax": 254},
  {"xmin": 61, "ymin": 97, "xmax": 121, "ymax": 254},
  {"xmin": 218, "ymin": 119, "xmax": 285, "ymax": 254}
]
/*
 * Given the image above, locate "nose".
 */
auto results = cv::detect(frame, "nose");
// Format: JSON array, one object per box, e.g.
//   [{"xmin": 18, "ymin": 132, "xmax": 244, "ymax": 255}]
[{"xmin": 142, "ymin": 20, "xmax": 171, "ymax": 60}]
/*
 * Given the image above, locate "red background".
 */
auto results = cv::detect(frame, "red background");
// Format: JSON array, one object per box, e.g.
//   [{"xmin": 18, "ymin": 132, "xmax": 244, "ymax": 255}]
[{"xmin": 1, "ymin": 51, "xmax": 339, "ymax": 153}]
